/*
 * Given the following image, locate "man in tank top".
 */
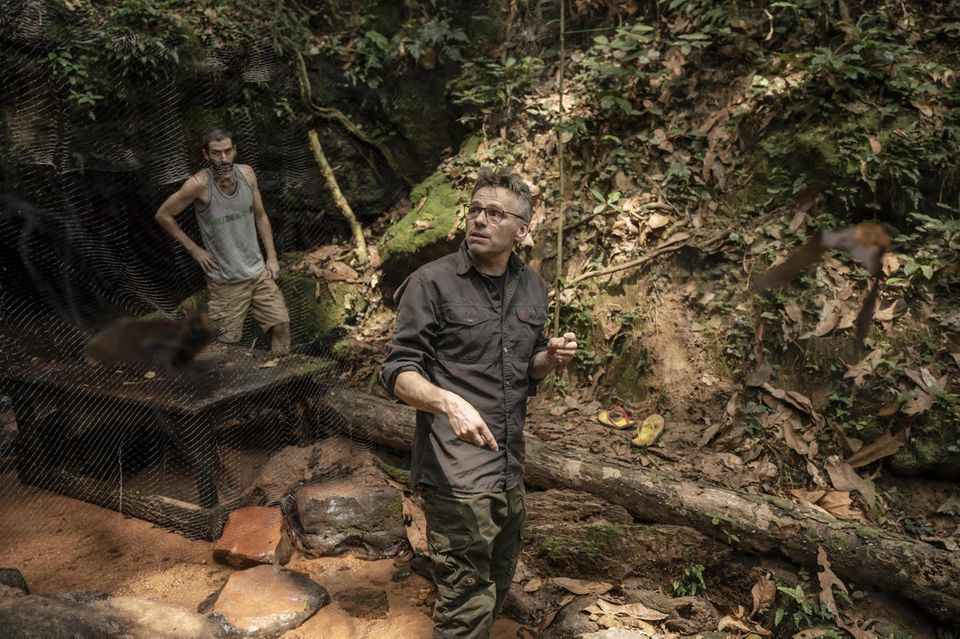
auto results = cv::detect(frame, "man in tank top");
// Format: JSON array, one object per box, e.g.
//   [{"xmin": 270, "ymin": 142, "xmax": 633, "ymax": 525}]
[{"xmin": 154, "ymin": 129, "xmax": 290, "ymax": 353}]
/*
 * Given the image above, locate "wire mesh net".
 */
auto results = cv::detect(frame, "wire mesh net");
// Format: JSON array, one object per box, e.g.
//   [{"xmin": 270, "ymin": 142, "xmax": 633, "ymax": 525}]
[{"xmin": 0, "ymin": 0, "xmax": 378, "ymax": 552}]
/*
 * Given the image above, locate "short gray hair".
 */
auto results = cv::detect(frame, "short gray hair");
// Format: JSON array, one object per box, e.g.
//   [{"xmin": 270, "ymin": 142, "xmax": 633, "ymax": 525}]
[{"xmin": 471, "ymin": 166, "xmax": 533, "ymax": 222}]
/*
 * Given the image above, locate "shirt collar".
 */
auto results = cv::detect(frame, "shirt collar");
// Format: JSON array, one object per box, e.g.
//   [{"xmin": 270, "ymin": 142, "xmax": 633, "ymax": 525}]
[{"xmin": 456, "ymin": 242, "xmax": 524, "ymax": 277}]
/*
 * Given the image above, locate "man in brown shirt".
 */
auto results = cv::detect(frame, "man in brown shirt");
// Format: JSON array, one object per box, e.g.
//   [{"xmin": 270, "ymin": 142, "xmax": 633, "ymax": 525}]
[{"xmin": 381, "ymin": 167, "xmax": 577, "ymax": 638}]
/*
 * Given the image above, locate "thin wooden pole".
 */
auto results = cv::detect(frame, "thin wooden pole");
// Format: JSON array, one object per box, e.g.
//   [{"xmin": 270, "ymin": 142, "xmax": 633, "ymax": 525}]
[{"xmin": 552, "ymin": 0, "xmax": 566, "ymax": 335}]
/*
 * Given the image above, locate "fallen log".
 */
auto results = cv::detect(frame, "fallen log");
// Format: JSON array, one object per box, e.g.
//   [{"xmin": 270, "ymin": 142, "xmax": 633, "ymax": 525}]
[{"xmin": 320, "ymin": 388, "xmax": 960, "ymax": 622}]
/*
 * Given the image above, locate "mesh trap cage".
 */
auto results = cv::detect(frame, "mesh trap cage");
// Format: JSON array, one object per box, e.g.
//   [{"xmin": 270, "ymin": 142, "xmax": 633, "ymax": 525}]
[{"xmin": 0, "ymin": 0, "xmax": 381, "ymax": 544}]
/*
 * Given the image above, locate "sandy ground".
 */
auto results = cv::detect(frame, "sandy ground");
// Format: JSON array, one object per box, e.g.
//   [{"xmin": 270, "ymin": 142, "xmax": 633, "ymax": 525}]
[{"xmin": 0, "ymin": 471, "xmax": 523, "ymax": 638}]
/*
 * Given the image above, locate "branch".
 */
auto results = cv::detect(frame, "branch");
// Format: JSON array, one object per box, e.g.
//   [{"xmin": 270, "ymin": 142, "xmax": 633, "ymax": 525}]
[
  {"xmin": 307, "ymin": 129, "xmax": 368, "ymax": 265},
  {"xmin": 291, "ymin": 47, "xmax": 414, "ymax": 187}
]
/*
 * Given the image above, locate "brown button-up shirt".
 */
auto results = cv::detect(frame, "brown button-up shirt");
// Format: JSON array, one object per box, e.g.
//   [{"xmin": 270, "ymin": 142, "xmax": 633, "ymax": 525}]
[{"xmin": 380, "ymin": 243, "xmax": 549, "ymax": 492}]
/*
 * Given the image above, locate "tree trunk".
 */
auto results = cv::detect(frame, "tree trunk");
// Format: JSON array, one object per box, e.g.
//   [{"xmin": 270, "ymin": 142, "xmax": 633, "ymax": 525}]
[{"xmin": 319, "ymin": 388, "xmax": 960, "ymax": 622}]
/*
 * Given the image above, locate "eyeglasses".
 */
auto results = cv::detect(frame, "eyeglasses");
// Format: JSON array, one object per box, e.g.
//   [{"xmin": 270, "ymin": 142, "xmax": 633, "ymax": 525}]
[{"xmin": 466, "ymin": 204, "xmax": 526, "ymax": 225}]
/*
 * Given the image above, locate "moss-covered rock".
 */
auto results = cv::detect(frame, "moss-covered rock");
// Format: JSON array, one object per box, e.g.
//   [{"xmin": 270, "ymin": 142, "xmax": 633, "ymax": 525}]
[
  {"xmin": 889, "ymin": 411, "xmax": 960, "ymax": 479},
  {"xmin": 170, "ymin": 270, "xmax": 363, "ymax": 349},
  {"xmin": 377, "ymin": 168, "xmax": 464, "ymax": 304}
]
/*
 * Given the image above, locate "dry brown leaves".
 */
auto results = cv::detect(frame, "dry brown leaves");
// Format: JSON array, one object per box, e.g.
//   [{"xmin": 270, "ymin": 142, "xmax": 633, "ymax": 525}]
[{"xmin": 789, "ymin": 488, "xmax": 863, "ymax": 520}]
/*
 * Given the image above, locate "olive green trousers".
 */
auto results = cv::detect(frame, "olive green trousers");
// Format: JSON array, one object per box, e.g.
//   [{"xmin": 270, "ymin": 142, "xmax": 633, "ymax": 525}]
[{"xmin": 420, "ymin": 482, "xmax": 526, "ymax": 639}]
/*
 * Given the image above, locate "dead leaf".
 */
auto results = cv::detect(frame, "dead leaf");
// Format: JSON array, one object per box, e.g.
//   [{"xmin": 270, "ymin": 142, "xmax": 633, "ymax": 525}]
[
  {"xmin": 259, "ymin": 358, "xmax": 280, "ymax": 369},
  {"xmin": 523, "ymin": 577, "xmax": 543, "ymax": 593},
  {"xmin": 782, "ymin": 414, "xmax": 811, "ymax": 457},
  {"xmin": 804, "ymin": 299, "xmax": 842, "ymax": 338},
  {"xmin": 793, "ymin": 630, "xmax": 830, "ymax": 639},
  {"xmin": 843, "ymin": 348, "xmax": 883, "ymax": 387},
  {"xmin": 825, "ymin": 458, "xmax": 877, "ymax": 509},
  {"xmin": 936, "ymin": 493, "xmax": 960, "ymax": 515},
  {"xmin": 588, "ymin": 598, "xmax": 669, "ymax": 621},
  {"xmin": 550, "ymin": 577, "xmax": 614, "ymax": 596},
  {"xmin": 868, "ymin": 136, "xmax": 882, "ymax": 155},
  {"xmin": 784, "ymin": 299, "xmax": 804, "ymax": 324},
  {"xmin": 881, "ymin": 253, "xmax": 900, "ymax": 276},
  {"xmin": 789, "ymin": 489, "xmax": 863, "ymax": 520},
  {"xmin": 873, "ymin": 302, "xmax": 897, "ymax": 322},
  {"xmin": 718, "ymin": 605, "xmax": 771, "ymax": 635},
  {"xmin": 750, "ymin": 575, "xmax": 776, "ymax": 618},
  {"xmin": 845, "ymin": 429, "xmax": 907, "ymax": 468},
  {"xmin": 647, "ymin": 213, "xmax": 671, "ymax": 229},
  {"xmin": 901, "ymin": 390, "xmax": 934, "ymax": 416},
  {"xmin": 539, "ymin": 594, "xmax": 575, "ymax": 632},
  {"xmin": 664, "ymin": 46, "xmax": 685, "ymax": 78},
  {"xmin": 788, "ymin": 208, "xmax": 807, "ymax": 232},
  {"xmin": 920, "ymin": 535, "xmax": 959, "ymax": 551},
  {"xmin": 414, "ymin": 219, "xmax": 433, "ymax": 232},
  {"xmin": 817, "ymin": 547, "xmax": 848, "ymax": 616}
]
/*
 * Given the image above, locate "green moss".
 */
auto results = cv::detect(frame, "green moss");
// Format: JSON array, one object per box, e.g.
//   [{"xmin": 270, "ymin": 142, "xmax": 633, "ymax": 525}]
[
  {"xmin": 277, "ymin": 272, "xmax": 353, "ymax": 346},
  {"xmin": 369, "ymin": 490, "xmax": 404, "ymax": 532},
  {"xmin": 763, "ymin": 495, "xmax": 797, "ymax": 511},
  {"xmin": 540, "ymin": 524, "xmax": 630, "ymax": 576},
  {"xmin": 377, "ymin": 169, "xmax": 462, "ymax": 265}
]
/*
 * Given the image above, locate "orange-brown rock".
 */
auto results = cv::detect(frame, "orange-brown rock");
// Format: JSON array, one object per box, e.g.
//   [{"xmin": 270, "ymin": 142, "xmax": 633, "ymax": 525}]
[
  {"xmin": 213, "ymin": 507, "xmax": 292, "ymax": 568},
  {"xmin": 206, "ymin": 565, "xmax": 330, "ymax": 638}
]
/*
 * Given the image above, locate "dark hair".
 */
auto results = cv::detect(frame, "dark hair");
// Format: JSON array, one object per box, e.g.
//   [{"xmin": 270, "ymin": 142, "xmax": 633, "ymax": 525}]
[
  {"xmin": 471, "ymin": 166, "xmax": 534, "ymax": 222},
  {"xmin": 201, "ymin": 128, "xmax": 234, "ymax": 151}
]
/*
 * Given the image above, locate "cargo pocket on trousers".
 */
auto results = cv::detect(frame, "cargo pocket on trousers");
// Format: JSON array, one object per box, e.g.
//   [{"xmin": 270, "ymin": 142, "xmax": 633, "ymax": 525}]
[{"xmin": 427, "ymin": 527, "xmax": 479, "ymax": 590}]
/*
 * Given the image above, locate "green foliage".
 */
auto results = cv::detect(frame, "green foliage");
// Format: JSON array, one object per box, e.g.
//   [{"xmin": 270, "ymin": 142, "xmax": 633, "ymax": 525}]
[
  {"xmin": 450, "ymin": 56, "xmax": 545, "ymax": 122},
  {"xmin": 672, "ymin": 563, "xmax": 706, "ymax": 596},
  {"xmin": 44, "ymin": 50, "xmax": 103, "ymax": 113},
  {"xmin": 774, "ymin": 583, "xmax": 834, "ymax": 631}
]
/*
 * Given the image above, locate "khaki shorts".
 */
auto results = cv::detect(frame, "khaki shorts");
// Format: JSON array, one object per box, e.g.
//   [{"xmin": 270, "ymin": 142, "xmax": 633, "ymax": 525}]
[{"xmin": 207, "ymin": 269, "xmax": 290, "ymax": 343}]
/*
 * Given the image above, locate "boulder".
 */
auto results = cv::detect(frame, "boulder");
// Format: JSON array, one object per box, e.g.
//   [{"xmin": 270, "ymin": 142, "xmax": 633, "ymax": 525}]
[
  {"xmin": 292, "ymin": 479, "xmax": 406, "ymax": 558},
  {"xmin": 213, "ymin": 507, "xmax": 293, "ymax": 568},
  {"xmin": 0, "ymin": 592, "xmax": 219, "ymax": 639},
  {"xmin": 376, "ymin": 168, "xmax": 464, "ymax": 305},
  {"xmin": 204, "ymin": 565, "xmax": 330, "ymax": 638}
]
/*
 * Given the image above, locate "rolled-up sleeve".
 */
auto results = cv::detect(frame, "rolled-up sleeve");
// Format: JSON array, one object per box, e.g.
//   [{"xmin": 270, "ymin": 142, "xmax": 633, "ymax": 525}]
[{"xmin": 380, "ymin": 274, "xmax": 440, "ymax": 396}]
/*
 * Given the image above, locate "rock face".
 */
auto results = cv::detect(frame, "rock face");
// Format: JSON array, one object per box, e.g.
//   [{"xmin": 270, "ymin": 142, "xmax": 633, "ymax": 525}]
[
  {"xmin": 205, "ymin": 565, "xmax": 330, "ymax": 638},
  {"xmin": 0, "ymin": 592, "xmax": 220, "ymax": 639},
  {"xmin": 213, "ymin": 507, "xmax": 293, "ymax": 568},
  {"xmin": 291, "ymin": 479, "xmax": 406, "ymax": 558}
]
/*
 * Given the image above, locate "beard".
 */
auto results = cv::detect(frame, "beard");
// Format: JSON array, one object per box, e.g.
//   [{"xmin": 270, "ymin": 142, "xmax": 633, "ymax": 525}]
[{"xmin": 210, "ymin": 161, "xmax": 234, "ymax": 178}]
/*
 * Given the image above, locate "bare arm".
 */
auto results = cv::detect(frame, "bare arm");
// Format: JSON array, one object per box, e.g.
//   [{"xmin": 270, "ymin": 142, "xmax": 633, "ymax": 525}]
[
  {"xmin": 245, "ymin": 167, "xmax": 280, "ymax": 278},
  {"xmin": 394, "ymin": 370, "xmax": 499, "ymax": 451},
  {"xmin": 529, "ymin": 332, "xmax": 578, "ymax": 380},
  {"xmin": 154, "ymin": 176, "xmax": 218, "ymax": 273}
]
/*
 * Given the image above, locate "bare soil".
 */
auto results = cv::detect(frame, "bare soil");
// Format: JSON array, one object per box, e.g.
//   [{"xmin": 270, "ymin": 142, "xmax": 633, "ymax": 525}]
[{"xmin": 0, "ymin": 470, "xmax": 522, "ymax": 639}]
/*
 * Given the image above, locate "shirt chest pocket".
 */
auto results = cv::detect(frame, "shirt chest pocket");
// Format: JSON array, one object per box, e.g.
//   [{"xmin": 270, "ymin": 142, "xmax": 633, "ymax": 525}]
[
  {"xmin": 438, "ymin": 304, "xmax": 498, "ymax": 362},
  {"xmin": 510, "ymin": 305, "xmax": 547, "ymax": 361}
]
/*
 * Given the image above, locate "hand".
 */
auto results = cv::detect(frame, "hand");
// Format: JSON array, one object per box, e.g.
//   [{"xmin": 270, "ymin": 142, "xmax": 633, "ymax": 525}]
[
  {"xmin": 445, "ymin": 394, "xmax": 499, "ymax": 451},
  {"xmin": 547, "ymin": 332, "xmax": 578, "ymax": 366},
  {"xmin": 190, "ymin": 247, "xmax": 218, "ymax": 274},
  {"xmin": 265, "ymin": 257, "xmax": 280, "ymax": 279}
]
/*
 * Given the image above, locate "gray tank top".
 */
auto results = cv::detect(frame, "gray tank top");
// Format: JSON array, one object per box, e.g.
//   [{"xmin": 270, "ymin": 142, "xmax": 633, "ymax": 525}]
[{"xmin": 195, "ymin": 167, "xmax": 265, "ymax": 284}]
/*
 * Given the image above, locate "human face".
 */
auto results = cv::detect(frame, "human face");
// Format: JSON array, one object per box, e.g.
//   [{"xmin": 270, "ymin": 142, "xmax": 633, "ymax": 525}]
[
  {"xmin": 465, "ymin": 186, "xmax": 528, "ymax": 265},
  {"xmin": 202, "ymin": 139, "xmax": 236, "ymax": 178}
]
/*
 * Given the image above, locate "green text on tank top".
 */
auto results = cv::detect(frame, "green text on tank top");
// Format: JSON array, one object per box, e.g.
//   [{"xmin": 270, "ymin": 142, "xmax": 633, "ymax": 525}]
[{"xmin": 194, "ymin": 166, "xmax": 265, "ymax": 284}]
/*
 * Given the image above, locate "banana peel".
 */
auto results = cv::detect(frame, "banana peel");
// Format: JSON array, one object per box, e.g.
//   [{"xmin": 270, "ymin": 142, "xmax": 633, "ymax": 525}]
[{"xmin": 631, "ymin": 414, "xmax": 665, "ymax": 447}]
